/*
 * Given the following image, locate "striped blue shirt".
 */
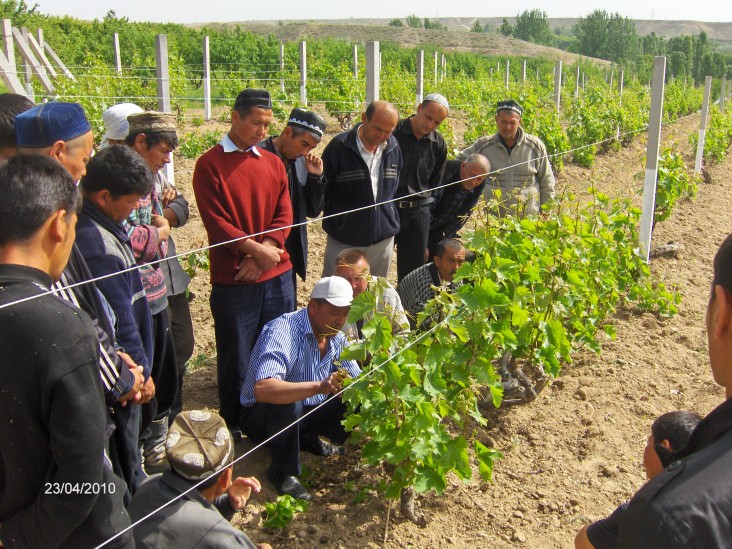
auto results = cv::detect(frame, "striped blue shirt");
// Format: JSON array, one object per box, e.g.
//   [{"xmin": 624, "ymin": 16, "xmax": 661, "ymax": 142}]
[{"xmin": 240, "ymin": 308, "xmax": 361, "ymax": 407}]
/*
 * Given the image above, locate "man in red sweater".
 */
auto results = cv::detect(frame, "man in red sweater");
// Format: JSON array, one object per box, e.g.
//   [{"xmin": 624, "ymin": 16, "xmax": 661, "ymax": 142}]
[{"xmin": 193, "ymin": 89, "xmax": 294, "ymax": 435}]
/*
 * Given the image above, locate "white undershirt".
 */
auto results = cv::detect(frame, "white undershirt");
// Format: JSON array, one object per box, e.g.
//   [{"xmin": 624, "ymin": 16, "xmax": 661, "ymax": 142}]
[{"xmin": 356, "ymin": 128, "xmax": 386, "ymax": 201}]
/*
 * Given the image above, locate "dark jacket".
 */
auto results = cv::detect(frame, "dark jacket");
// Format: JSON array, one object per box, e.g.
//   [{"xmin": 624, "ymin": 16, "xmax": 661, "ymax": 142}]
[
  {"xmin": 259, "ymin": 136, "xmax": 325, "ymax": 280},
  {"xmin": 157, "ymin": 171, "xmax": 192, "ymax": 295},
  {"xmin": 53, "ymin": 244, "xmax": 135, "ymax": 404},
  {"xmin": 430, "ymin": 160, "xmax": 486, "ymax": 237},
  {"xmin": 76, "ymin": 199, "xmax": 154, "ymax": 377},
  {"xmin": 0, "ymin": 265, "xmax": 132, "ymax": 549},
  {"xmin": 322, "ymin": 125, "xmax": 402, "ymax": 246},
  {"xmin": 619, "ymin": 397, "xmax": 732, "ymax": 548}
]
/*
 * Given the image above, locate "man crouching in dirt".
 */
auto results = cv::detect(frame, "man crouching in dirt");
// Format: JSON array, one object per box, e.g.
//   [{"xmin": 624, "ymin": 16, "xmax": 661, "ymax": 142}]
[
  {"xmin": 239, "ymin": 276, "xmax": 360, "ymax": 501},
  {"xmin": 129, "ymin": 410, "xmax": 270, "ymax": 548},
  {"xmin": 616, "ymin": 233, "xmax": 732, "ymax": 548}
]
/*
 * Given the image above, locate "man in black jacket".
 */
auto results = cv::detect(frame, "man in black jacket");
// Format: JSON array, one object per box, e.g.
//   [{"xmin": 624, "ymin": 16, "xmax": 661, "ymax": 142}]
[
  {"xmin": 321, "ymin": 100, "xmax": 401, "ymax": 278},
  {"xmin": 0, "ymin": 155, "xmax": 132, "ymax": 548},
  {"xmin": 618, "ymin": 233, "xmax": 732, "ymax": 548},
  {"xmin": 259, "ymin": 108, "xmax": 327, "ymax": 294},
  {"xmin": 428, "ymin": 154, "xmax": 490, "ymax": 259},
  {"xmin": 393, "ymin": 93, "xmax": 448, "ymax": 282}
]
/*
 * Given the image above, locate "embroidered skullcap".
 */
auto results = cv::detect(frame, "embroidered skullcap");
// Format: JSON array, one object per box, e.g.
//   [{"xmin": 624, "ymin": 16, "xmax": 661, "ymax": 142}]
[
  {"xmin": 127, "ymin": 111, "xmax": 177, "ymax": 135},
  {"xmin": 101, "ymin": 103, "xmax": 143, "ymax": 143},
  {"xmin": 311, "ymin": 276, "xmax": 353, "ymax": 307},
  {"xmin": 16, "ymin": 102, "xmax": 91, "ymax": 147},
  {"xmin": 166, "ymin": 410, "xmax": 233, "ymax": 480},
  {"xmin": 496, "ymin": 99, "xmax": 523, "ymax": 117},
  {"xmin": 423, "ymin": 93, "xmax": 449, "ymax": 111},
  {"xmin": 287, "ymin": 108, "xmax": 326, "ymax": 139},
  {"xmin": 234, "ymin": 88, "xmax": 272, "ymax": 111}
]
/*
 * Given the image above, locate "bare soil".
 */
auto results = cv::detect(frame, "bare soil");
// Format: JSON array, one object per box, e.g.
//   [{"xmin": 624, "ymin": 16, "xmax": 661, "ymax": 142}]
[{"xmin": 170, "ymin": 108, "xmax": 730, "ymax": 548}]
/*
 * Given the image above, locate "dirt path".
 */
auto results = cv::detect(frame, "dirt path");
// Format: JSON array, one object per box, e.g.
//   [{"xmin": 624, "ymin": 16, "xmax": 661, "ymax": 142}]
[{"xmin": 172, "ymin": 110, "xmax": 731, "ymax": 547}]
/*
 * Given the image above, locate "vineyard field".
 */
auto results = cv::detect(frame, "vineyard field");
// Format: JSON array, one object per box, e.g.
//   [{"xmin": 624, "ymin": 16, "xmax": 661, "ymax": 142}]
[{"xmin": 164, "ymin": 108, "xmax": 731, "ymax": 547}]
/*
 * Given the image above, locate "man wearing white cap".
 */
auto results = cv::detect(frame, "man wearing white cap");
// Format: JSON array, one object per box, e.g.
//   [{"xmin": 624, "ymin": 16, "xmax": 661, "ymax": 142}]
[
  {"xmin": 100, "ymin": 102, "xmax": 143, "ymax": 147},
  {"xmin": 393, "ymin": 93, "xmax": 449, "ymax": 282},
  {"xmin": 239, "ymin": 276, "xmax": 361, "ymax": 501}
]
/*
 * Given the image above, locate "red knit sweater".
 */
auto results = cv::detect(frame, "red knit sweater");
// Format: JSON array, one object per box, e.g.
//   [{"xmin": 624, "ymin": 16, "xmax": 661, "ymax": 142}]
[{"xmin": 193, "ymin": 145, "xmax": 293, "ymax": 285}]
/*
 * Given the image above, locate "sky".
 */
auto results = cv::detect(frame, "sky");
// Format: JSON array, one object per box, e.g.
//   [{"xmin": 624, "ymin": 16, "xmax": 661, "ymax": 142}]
[{"xmin": 32, "ymin": 1, "xmax": 732, "ymax": 25}]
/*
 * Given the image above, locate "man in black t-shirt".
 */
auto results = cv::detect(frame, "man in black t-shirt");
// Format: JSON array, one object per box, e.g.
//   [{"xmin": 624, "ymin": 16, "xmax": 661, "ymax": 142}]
[
  {"xmin": 0, "ymin": 155, "xmax": 132, "ymax": 548},
  {"xmin": 617, "ymin": 233, "xmax": 732, "ymax": 548}
]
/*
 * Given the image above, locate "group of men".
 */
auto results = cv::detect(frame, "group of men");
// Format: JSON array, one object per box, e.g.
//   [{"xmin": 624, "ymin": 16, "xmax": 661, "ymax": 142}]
[
  {"xmin": 0, "ymin": 95, "xmax": 210, "ymax": 547},
  {"xmin": 5, "ymin": 81, "xmax": 731, "ymax": 549},
  {"xmin": 189, "ymin": 88, "xmax": 559, "ymax": 501}
]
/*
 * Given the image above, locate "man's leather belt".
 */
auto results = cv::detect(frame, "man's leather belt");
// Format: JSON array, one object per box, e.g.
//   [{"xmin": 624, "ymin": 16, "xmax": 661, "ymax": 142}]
[{"xmin": 397, "ymin": 196, "xmax": 434, "ymax": 209}]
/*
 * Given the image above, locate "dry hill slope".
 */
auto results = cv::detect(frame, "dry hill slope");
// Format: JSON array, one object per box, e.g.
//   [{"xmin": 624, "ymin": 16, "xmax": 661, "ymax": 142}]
[{"xmin": 200, "ymin": 21, "xmax": 609, "ymax": 65}]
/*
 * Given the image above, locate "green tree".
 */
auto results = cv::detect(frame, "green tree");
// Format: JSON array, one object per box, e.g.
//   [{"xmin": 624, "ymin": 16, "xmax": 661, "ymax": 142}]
[
  {"xmin": 0, "ymin": 0, "xmax": 38, "ymax": 25},
  {"xmin": 424, "ymin": 18, "xmax": 447, "ymax": 30},
  {"xmin": 573, "ymin": 10, "xmax": 639, "ymax": 64},
  {"xmin": 389, "ymin": 19, "xmax": 404, "ymax": 27},
  {"xmin": 471, "ymin": 20, "xmax": 483, "ymax": 33},
  {"xmin": 405, "ymin": 14, "xmax": 422, "ymax": 29},
  {"xmin": 513, "ymin": 9, "xmax": 553, "ymax": 46},
  {"xmin": 499, "ymin": 18, "xmax": 513, "ymax": 37}
]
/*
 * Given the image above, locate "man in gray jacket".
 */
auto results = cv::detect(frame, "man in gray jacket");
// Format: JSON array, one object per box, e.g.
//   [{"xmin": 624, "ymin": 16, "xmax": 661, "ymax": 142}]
[
  {"xmin": 456, "ymin": 100, "xmax": 554, "ymax": 217},
  {"xmin": 129, "ymin": 410, "xmax": 270, "ymax": 548}
]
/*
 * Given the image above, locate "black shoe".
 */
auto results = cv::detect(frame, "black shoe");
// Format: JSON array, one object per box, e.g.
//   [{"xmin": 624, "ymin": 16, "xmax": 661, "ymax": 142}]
[
  {"xmin": 269, "ymin": 470, "xmax": 311, "ymax": 501},
  {"xmin": 301, "ymin": 437, "xmax": 345, "ymax": 457},
  {"xmin": 229, "ymin": 427, "xmax": 244, "ymax": 444}
]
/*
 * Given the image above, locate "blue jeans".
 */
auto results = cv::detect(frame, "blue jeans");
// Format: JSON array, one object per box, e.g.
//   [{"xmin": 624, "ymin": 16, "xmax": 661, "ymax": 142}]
[{"xmin": 210, "ymin": 270, "xmax": 295, "ymax": 427}]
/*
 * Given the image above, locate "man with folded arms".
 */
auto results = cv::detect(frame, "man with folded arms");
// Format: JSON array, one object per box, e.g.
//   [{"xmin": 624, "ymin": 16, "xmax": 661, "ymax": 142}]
[{"xmin": 193, "ymin": 89, "xmax": 294, "ymax": 436}]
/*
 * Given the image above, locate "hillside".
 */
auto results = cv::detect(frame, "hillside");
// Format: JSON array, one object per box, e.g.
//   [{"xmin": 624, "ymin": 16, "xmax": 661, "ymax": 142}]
[
  {"xmin": 198, "ymin": 17, "xmax": 732, "ymax": 53},
  {"xmin": 203, "ymin": 22, "xmax": 607, "ymax": 66}
]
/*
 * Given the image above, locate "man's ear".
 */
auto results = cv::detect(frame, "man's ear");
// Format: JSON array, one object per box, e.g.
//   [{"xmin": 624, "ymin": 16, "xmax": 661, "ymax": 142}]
[
  {"xmin": 713, "ymin": 284, "xmax": 732, "ymax": 338},
  {"xmin": 49, "ymin": 140, "xmax": 66, "ymax": 162},
  {"xmin": 47, "ymin": 209, "xmax": 71, "ymax": 243},
  {"xmin": 659, "ymin": 438, "xmax": 672, "ymax": 451},
  {"xmin": 133, "ymin": 133, "xmax": 147, "ymax": 151},
  {"xmin": 86, "ymin": 189, "xmax": 110, "ymax": 211},
  {"xmin": 216, "ymin": 466, "xmax": 233, "ymax": 489}
]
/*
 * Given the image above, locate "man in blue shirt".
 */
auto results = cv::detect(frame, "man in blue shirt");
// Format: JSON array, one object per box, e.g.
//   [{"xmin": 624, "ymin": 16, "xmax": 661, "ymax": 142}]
[{"xmin": 239, "ymin": 276, "xmax": 360, "ymax": 501}]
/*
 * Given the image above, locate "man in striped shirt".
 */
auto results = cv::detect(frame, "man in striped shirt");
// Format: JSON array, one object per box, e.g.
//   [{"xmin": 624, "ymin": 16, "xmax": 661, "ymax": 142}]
[{"xmin": 239, "ymin": 277, "xmax": 361, "ymax": 501}]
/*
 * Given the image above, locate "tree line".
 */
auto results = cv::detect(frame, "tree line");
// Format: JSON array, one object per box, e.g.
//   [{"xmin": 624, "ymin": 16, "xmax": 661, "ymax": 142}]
[{"xmin": 482, "ymin": 9, "xmax": 731, "ymax": 83}]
